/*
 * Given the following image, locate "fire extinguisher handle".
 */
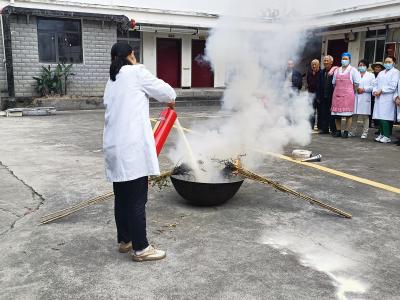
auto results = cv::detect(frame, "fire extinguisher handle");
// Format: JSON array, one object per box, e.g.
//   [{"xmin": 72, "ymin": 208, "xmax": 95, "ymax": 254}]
[{"xmin": 167, "ymin": 102, "xmax": 176, "ymax": 110}]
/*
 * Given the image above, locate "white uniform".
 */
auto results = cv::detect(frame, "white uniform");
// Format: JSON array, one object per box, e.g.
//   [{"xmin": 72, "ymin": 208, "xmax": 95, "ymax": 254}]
[
  {"xmin": 103, "ymin": 64, "xmax": 176, "ymax": 182},
  {"xmin": 372, "ymin": 67, "xmax": 400, "ymax": 121},
  {"xmin": 397, "ymin": 79, "xmax": 400, "ymax": 121},
  {"xmin": 354, "ymin": 71, "xmax": 375, "ymax": 115}
]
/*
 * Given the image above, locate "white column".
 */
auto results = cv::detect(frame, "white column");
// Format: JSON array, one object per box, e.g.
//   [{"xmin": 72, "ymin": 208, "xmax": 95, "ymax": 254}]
[
  {"xmin": 213, "ymin": 65, "xmax": 226, "ymax": 88},
  {"xmin": 348, "ymin": 33, "xmax": 362, "ymax": 65},
  {"xmin": 142, "ymin": 32, "xmax": 156, "ymax": 75},
  {"xmin": 181, "ymin": 35, "xmax": 191, "ymax": 88}
]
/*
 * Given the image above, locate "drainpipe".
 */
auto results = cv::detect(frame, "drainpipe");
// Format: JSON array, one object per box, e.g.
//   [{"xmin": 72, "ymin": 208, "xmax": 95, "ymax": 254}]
[{"xmin": 1, "ymin": 6, "xmax": 15, "ymax": 108}]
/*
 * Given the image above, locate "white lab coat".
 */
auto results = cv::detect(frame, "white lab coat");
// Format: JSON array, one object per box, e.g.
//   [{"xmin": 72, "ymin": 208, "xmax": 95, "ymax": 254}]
[
  {"xmin": 103, "ymin": 64, "xmax": 176, "ymax": 182},
  {"xmin": 354, "ymin": 71, "xmax": 374, "ymax": 115},
  {"xmin": 396, "ymin": 79, "xmax": 400, "ymax": 121},
  {"xmin": 372, "ymin": 67, "xmax": 400, "ymax": 121}
]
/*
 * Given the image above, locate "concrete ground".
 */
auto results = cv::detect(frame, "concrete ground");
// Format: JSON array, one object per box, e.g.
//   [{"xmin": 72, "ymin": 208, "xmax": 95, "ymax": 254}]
[{"xmin": 0, "ymin": 106, "xmax": 399, "ymax": 300}]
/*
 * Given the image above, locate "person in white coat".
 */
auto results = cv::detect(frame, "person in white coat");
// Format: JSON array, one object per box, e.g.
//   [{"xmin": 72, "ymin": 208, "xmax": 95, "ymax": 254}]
[
  {"xmin": 395, "ymin": 79, "xmax": 400, "ymax": 146},
  {"xmin": 103, "ymin": 42, "xmax": 176, "ymax": 261},
  {"xmin": 351, "ymin": 59, "xmax": 375, "ymax": 139},
  {"xmin": 372, "ymin": 56, "xmax": 400, "ymax": 143}
]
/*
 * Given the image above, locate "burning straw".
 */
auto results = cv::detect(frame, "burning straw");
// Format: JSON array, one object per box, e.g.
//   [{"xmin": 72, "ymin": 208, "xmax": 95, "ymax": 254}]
[
  {"xmin": 40, "ymin": 170, "xmax": 176, "ymax": 225},
  {"xmin": 223, "ymin": 159, "xmax": 352, "ymax": 219}
]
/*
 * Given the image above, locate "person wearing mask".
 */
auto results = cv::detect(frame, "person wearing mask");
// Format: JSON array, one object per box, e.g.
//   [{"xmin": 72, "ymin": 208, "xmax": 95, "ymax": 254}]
[
  {"xmin": 373, "ymin": 56, "xmax": 400, "ymax": 143},
  {"xmin": 307, "ymin": 59, "xmax": 320, "ymax": 129},
  {"xmin": 371, "ymin": 62, "xmax": 384, "ymax": 125},
  {"xmin": 103, "ymin": 42, "xmax": 176, "ymax": 261},
  {"xmin": 351, "ymin": 59, "xmax": 375, "ymax": 139},
  {"xmin": 317, "ymin": 55, "xmax": 337, "ymax": 135},
  {"xmin": 285, "ymin": 59, "xmax": 303, "ymax": 92},
  {"xmin": 331, "ymin": 52, "xmax": 361, "ymax": 138}
]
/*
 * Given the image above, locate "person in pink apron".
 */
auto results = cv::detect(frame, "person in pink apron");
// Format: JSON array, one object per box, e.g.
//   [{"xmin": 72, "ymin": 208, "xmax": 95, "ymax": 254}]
[{"xmin": 331, "ymin": 52, "xmax": 361, "ymax": 138}]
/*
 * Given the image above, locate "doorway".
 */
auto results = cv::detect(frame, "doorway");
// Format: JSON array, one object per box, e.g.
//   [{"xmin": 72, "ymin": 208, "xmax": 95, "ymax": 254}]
[
  {"xmin": 156, "ymin": 38, "xmax": 181, "ymax": 88},
  {"xmin": 327, "ymin": 39, "xmax": 348, "ymax": 66},
  {"xmin": 191, "ymin": 39, "xmax": 214, "ymax": 88}
]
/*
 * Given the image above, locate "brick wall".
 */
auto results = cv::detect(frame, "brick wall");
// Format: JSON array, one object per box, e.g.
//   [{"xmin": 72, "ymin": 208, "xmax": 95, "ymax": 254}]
[{"xmin": 10, "ymin": 15, "xmax": 116, "ymax": 98}]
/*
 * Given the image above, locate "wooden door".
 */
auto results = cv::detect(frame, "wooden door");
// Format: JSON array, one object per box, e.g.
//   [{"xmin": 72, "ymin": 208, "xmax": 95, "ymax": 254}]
[
  {"xmin": 156, "ymin": 38, "xmax": 181, "ymax": 88},
  {"xmin": 191, "ymin": 39, "xmax": 214, "ymax": 88}
]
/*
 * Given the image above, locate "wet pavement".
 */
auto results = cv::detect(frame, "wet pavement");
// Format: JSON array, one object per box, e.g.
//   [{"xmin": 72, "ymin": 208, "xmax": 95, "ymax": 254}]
[{"xmin": 0, "ymin": 106, "xmax": 399, "ymax": 300}]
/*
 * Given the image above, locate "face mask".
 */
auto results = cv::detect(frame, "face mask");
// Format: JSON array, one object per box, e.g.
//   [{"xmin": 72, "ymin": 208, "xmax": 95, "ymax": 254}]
[
  {"xmin": 384, "ymin": 63, "xmax": 393, "ymax": 70},
  {"xmin": 358, "ymin": 66, "xmax": 367, "ymax": 73},
  {"xmin": 341, "ymin": 60, "xmax": 350, "ymax": 67}
]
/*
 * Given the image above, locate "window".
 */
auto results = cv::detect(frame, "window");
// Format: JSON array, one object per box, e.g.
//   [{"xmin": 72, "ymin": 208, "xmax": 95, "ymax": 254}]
[
  {"xmin": 363, "ymin": 30, "xmax": 386, "ymax": 64},
  {"xmin": 37, "ymin": 18, "xmax": 83, "ymax": 63},
  {"xmin": 117, "ymin": 30, "xmax": 142, "ymax": 62}
]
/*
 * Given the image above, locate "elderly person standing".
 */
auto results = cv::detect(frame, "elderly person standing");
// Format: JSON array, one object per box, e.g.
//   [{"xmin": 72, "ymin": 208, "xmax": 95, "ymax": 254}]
[
  {"xmin": 307, "ymin": 59, "xmax": 320, "ymax": 129},
  {"xmin": 103, "ymin": 42, "xmax": 176, "ymax": 261},
  {"xmin": 373, "ymin": 56, "xmax": 400, "ymax": 143},
  {"xmin": 351, "ymin": 59, "xmax": 375, "ymax": 139},
  {"xmin": 331, "ymin": 52, "xmax": 361, "ymax": 138},
  {"xmin": 285, "ymin": 59, "xmax": 303, "ymax": 92},
  {"xmin": 317, "ymin": 55, "xmax": 337, "ymax": 135}
]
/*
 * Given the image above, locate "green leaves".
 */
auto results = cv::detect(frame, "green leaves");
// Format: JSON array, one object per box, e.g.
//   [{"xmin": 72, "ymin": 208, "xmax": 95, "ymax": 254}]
[{"xmin": 32, "ymin": 63, "xmax": 76, "ymax": 97}]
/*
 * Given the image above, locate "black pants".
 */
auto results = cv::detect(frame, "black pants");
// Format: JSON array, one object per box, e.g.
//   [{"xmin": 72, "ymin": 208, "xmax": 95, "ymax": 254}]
[
  {"xmin": 310, "ymin": 96, "xmax": 321, "ymax": 130},
  {"xmin": 113, "ymin": 176, "xmax": 149, "ymax": 251},
  {"xmin": 320, "ymin": 96, "xmax": 336, "ymax": 133}
]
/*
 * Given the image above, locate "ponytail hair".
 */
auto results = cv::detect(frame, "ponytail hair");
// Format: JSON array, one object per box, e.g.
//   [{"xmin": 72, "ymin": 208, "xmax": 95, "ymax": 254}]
[{"xmin": 109, "ymin": 42, "xmax": 133, "ymax": 81}]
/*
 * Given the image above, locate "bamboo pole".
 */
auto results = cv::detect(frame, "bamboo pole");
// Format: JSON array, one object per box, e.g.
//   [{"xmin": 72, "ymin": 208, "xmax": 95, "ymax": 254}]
[
  {"xmin": 40, "ymin": 171, "xmax": 173, "ymax": 224},
  {"xmin": 234, "ymin": 166, "xmax": 352, "ymax": 219}
]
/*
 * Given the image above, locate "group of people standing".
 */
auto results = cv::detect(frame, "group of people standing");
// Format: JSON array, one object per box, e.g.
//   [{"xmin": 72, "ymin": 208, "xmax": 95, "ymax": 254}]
[{"xmin": 303, "ymin": 53, "xmax": 400, "ymax": 144}]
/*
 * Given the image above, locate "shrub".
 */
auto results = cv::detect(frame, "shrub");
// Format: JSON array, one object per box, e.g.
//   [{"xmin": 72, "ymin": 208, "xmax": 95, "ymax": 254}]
[{"xmin": 33, "ymin": 64, "xmax": 75, "ymax": 97}]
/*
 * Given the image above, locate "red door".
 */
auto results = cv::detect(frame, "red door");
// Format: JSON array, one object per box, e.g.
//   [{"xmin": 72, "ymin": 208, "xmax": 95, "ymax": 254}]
[
  {"xmin": 156, "ymin": 38, "xmax": 181, "ymax": 88},
  {"xmin": 191, "ymin": 40, "xmax": 214, "ymax": 88},
  {"xmin": 327, "ymin": 39, "xmax": 349, "ymax": 67}
]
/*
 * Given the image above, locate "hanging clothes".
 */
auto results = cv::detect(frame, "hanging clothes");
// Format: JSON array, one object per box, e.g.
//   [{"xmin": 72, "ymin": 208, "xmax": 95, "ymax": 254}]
[
  {"xmin": 103, "ymin": 64, "xmax": 176, "ymax": 182},
  {"xmin": 331, "ymin": 65, "xmax": 361, "ymax": 116},
  {"xmin": 354, "ymin": 71, "xmax": 375, "ymax": 115},
  {"xmin": 372, "ymin": 67, "xmax": 400, "ymax": 121}
]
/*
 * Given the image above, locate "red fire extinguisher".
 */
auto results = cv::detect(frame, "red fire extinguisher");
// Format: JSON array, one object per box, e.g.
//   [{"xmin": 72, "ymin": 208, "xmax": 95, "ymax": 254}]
[{"xmin": 153, "ymin": 108, "xmax": 177, "ymax": 156}]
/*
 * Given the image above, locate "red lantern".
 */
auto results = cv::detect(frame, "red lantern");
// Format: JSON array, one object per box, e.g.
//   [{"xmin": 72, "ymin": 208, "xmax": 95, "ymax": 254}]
[
  {"xmin": 153, "ymin": 108, "xmax": 177, "ymax": 156},
  {"xmin": 130, "ymin": 19, "xmax": 136, "ymax": 29}
]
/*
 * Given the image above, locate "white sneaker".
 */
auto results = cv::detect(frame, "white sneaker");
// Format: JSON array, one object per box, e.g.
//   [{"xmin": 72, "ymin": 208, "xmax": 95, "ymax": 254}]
[
  {"xmin": 361, "ymin": 132, "xmax": 368, "ymax": 139},
  {"xmin": 131, "ymin": 245, "xmax": 166, "ymax": 262},
  {"xmin": 380, "ymin": 136, "xmax": 392, "ymax": 143},
  {"xmin": 348, "ymin": 131, "xmax": 355, "ymax": 137},
  {"xmin": 375, "ymin": 135, "xmax": 383, "ymax": 142}
]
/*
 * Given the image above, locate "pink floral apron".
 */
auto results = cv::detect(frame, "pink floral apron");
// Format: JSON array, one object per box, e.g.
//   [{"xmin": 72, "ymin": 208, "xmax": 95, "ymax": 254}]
[{"xmin": 331, "ymin": 70, "xmax": 355, "ymax": 113}]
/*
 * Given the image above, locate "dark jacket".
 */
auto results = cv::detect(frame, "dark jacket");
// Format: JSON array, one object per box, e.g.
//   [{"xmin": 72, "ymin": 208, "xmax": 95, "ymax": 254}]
[
  {"xmin": 317, "ymin": 68, "xmax": 334, "ymax": 102},
  {"xmin": 292, "ymin": 70, "xmax": 303, "ymax": 90},
  {"xmin": 306, "ymin": 70, "xmax": 320, "ymax": 93},
  {"xmin": 286, "ymin": 69, "xmax": 303, "ymax": 91}
]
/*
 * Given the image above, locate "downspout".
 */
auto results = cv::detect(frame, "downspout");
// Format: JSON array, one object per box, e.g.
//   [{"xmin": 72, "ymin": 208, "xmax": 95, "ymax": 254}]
[
  {"xmin": 1, "ymin": 6, "xmax": 15, "ymax": 108},
  {"xmin": 0, "ymin": 12, "xmax": 8, "ymax": 92}
]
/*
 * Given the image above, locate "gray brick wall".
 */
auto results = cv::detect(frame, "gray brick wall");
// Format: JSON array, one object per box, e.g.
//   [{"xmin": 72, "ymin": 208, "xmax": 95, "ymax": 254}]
[{"xmin": 10, "ymin": 16, "xmax": 116, "ymax": 98}]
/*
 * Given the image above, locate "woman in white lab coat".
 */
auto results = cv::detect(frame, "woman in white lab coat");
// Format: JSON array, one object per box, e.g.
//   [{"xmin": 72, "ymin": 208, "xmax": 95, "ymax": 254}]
[
  {"xmin": 352, "ymin": 59, "xmax": 375, "ymax": 139},
  {"xmin": 395, "ymin": 80, "xmax": 400, "ymax": 146},
  {"xmin": 372, "ymin": 56, "xmax": 400, "ymax": 143},
  {"xmin": 103, "ymin": 42, "xmax": 176, "ymax": 261}
]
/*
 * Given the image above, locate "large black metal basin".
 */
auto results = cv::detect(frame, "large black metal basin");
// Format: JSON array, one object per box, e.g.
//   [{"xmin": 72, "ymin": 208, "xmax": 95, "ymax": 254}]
[{"xmin": 170, "ymin": 174, "xmax": 244, "ymax": 206}]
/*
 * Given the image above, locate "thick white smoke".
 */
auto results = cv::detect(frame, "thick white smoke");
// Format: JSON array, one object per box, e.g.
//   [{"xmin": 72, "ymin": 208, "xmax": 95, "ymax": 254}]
[{"xmin": 169, "ymin": 0, "xmax": 314, "ymax": 172}]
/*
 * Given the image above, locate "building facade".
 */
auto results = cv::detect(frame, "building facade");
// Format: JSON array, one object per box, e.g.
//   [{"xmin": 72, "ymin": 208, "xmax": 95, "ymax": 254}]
[
  {"xmin": 316, "ymin": 1, "xmax": 400, "ymax": 67},
  {"xmin": 0, "ymin": 0, "xmax": 400, "ymax": 107},
  {"xmin": 0, "ymin": 0, "xmax": 221, "ymax": 107}
]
